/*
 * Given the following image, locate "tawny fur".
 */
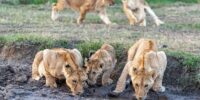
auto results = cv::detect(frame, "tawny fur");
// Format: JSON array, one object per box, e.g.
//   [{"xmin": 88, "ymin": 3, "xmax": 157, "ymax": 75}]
[
  {"xmin": 51, "ymin": 0, "xmax": 114, "ymax": 24},
  {"xmin": 113, "ymin": 39, "xmax": 167, "ymax": 100},
  {"xmin": 85, "ymin": 44, "xmax": 117, "ymax": 86},
  {"xmin": 122, "ymin": 0, "xmax": 164, "ymax": 26},
  {"xmin": 32, "ymin": 48, "xmax": 87, "ymax": 95}
]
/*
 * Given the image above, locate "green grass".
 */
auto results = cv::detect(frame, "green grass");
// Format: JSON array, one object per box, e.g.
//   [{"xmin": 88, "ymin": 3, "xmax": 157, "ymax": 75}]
[
  {"xmin": 115, "ymin": 0, "xmax": 200, "ymax": 5},
  {"xmin": 166, "ymin": 49, "xmax": 200, "ymax": 69},
  {"xmin": 2, "ymin": 0, "xmax": 200, "ymax": 5},
  {"xmin": 0, "ymin": 34, "xmax": 69, "ymax": 50},
  {"xmin": 1, "ymin": 0, "xmax": 55, "ymax": 5},
  {"xmin": 1, "ymin": 34, "xmax": 199, "ymax": 69},
  {"xmin": 145, "ymin": 0, "xmax": 200, "ymax": 7},
  {"xmin": 165, "ymin": 23, "xmax": 200, "ymax": 31},
  {"xmin": 75, "ymin": 41, "xmax": 103, "ymax": 57}
]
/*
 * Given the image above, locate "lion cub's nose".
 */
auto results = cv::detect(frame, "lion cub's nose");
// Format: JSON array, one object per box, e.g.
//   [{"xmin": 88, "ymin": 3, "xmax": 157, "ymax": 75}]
[{"xmin": 138, "ymin": 97, "xmax": 143, "ymax": 100}]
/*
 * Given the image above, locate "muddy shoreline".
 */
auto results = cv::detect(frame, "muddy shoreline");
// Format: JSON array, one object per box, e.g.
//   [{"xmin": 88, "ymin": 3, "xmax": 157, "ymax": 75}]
[{"xmin": 0, "ymin": 43, "xmax": 199, "ymax": 100}]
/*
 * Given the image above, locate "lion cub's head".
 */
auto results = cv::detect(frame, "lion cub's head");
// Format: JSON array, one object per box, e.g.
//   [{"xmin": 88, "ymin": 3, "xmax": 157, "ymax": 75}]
[
  {"xmin": 61, "ymin": 51, "xmax": 88, "ymax": 95},
  {"xmin": 84, "ymin": 58, "xmax": 104, "ymax": 85},
  {"xmin": 63, "ymin": 64, "xmax": 87, "ymax": 95},
  {"xmin": 130, "ymin": 70, "xmax": 156, "ymax": 100}
]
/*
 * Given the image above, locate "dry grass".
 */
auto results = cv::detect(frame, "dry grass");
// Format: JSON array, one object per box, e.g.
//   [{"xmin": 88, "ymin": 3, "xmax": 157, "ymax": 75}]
[{"xmin": 0, "ymin": 3, "xmax": 200, "ymax": 55}]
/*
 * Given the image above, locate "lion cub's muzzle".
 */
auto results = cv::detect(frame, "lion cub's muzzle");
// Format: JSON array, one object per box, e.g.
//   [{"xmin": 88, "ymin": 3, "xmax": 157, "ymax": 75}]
[{"xmin": 72, "ymin": 90, "xmax": 84, "ymax": 96}]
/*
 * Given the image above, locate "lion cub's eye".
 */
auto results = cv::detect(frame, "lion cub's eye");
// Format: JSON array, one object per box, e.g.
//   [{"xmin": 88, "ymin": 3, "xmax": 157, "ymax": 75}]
[
  {"xmin": 65, "ymin": 64, "xmax": 70, "ymax": 68},
  {"xmin": 72, "ymin": 80, "xmax": 77, "ymax": 84},
  {"xmin": 82, "ymin": 80, "xmax": 86, "ymax": 83},
  {"xmin": 144, "ymin": 84, "xmax": 148, "ymax": 88},
  {"xmin": 135, "ymin": 84, "xmax": 139, "ymax": 87},
  {"xmin": 92, "ymin": 72, "xmax": 96, "ymax": 74}
]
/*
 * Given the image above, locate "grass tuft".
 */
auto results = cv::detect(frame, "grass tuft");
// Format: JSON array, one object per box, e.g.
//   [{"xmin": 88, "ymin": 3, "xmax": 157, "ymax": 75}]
[
  {"xmin": 75, "ymin": 41, "xmax": 103, "ymax": 58},
  {"xmin": 0, "ymin": 34, "xmax": 68, "ymax": 50},
  {"xmin": 166, "ymin": 49, "xmax": 200, "ymax": 69}
]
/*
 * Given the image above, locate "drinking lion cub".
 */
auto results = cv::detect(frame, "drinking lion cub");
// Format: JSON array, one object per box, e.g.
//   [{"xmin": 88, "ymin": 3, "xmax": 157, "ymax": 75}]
[
  {"xmin": 32, "ymin": 48, "xmax": 87, "ymax": 95},
  {"xmin": 51, "ymin": 0, "xmax": 115, "ymax": 24},
  {"xmin": 84, "ymin": 44, "xmax": 117, "ymax": 86},
  {"xmin": 111, "ymin": 39, "xmax": 167, "ymax": 100}
]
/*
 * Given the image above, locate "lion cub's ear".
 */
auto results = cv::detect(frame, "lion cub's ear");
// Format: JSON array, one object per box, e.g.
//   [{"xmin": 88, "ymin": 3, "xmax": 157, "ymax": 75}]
[
  {"xmin": 84, "ymin": 58, "xmax": 89, "ymax": 64},
  {"xmin": 133, "ymin": 67, "xmax": 137, "ymax": 73},
  {"xmin": 88, "ymin": 50, "xmax": 95, "ymax": 57},
  {"xmin": 99, "ymin": 63, "xmax": 104, "ymax": 69}
]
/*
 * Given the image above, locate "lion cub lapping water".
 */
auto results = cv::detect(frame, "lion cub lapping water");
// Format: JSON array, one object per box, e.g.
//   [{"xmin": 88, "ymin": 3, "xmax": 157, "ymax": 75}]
[
  {"xmin": 84, "ymin": 44, "xmax": 117, "ymax": 86},
  {"xmin": 122, "ymin": 0, "xmax": 164, "ymax": 26},
  {"xmin": 112, "ymin": 39, "xmax": 167, "ymax": 100},
  {"xmin": 51, "ymin": 0, "xmax": 114, "ymax": 24},
  {"xmin": 32, "ymin": 48, "xmax": 87, "ymax": 95}
]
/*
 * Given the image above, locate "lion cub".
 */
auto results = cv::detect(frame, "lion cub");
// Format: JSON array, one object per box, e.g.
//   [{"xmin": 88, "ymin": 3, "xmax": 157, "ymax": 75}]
[
  {"xmin": 84, "ymin": 44, "xmax": 117, "ymax": 86},
  {"xmin": 112, "ymin": 39, "xmax": 167, "ymax": 100},
  {"xmin": 51, "ymin": 0, "xmax": 115, "ymax": 24},
  {"xmin": 32, "ymin": 48, "xmax": 87, "ymax": 95},
  {"xmin": 122, "ymin": 0, "xmax": 164, "ymax": 26}
]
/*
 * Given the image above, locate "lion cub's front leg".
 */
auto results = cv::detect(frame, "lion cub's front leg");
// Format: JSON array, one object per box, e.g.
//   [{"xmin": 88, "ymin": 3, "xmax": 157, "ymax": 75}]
[
  {"xmin": 77, "ymin": 5, "xmax": 89, "ymax": 24},
  {"xmin": 122, "ymin": 0, "xmax": 137, "ymax": 25},
  {"xmin": 153, "ymin": 51, "xmax": 167, "ymax": 92},
  {"xmin": 43, "ymin": 61, "xmax": 57, "ymax": 88},
  {"xmin": 102, "ymin": 68, "xmax": 113, "ymax": 85},
  {"xmin": 44, "ymin": 71, "xmax": 57, "ymax": 88},
  {"xmin": 153, "ymin": 75, "xmax": 165, "ymax": 92}
]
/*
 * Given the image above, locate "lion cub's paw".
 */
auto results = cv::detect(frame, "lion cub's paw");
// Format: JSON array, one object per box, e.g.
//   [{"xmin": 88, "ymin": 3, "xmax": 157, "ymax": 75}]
[
  {"xmin": 129, "ymin": 22, "xmax": 136, "ymax": 26},
  {"xmin": 160, "ymin": 86, "xmax": 166, "ymax": 92},
  {"xmin": 153, "ymin": 86, "xmax": 165, "ymax": 92},
  {"xmin": 103, "ymin": 79, "xmax": 113, "ymax": 86},
  {"xmin": 155, "ymin": 20, "xmax": 164, "ymax": 26},
  {"xmin": 32, "ymin": 75, "xmax": 40, "ymax": 81},
  {"xmin": 45, "ymin": 82, "xmax": 57, "ymax": 88}
]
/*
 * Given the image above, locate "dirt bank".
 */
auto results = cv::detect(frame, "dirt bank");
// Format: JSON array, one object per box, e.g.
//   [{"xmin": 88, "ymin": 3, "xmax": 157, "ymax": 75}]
[{"xmin": 0, "ymin": 43, "xmax": 199, "ymax": 100}]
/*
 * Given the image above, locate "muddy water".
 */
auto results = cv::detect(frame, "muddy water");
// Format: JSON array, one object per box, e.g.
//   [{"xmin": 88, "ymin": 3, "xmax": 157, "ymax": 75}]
[{"xmin": 0, "ymin": 61, "xmax": 199, "ymax": 100}]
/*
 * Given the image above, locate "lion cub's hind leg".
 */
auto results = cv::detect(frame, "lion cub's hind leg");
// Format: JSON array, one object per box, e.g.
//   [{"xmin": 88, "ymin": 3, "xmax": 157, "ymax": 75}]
[
  {"xmin": 139, "ymin": 19, "xmax": 146, "ymax": 26},
  {"xmin": 98, "ymin": 9, "xmax": 112, "ymax": 25},
  {"xmin": 32, "ymin": 51, "xmax": 43, "ymax": 81},
  {"xmin": 144, "ymin": 5, "xmax": 164, "ymax": 26}
]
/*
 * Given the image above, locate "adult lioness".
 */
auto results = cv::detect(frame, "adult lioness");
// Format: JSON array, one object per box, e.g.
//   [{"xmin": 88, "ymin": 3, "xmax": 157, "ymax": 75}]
[
  {"xmin": 111, "ymin": 39, "xmax": 167, "ymax": 100},
  {"xmin": 32, "ymin": 48, "xmax": 87, "ymax": 95},
  {"xmin": 122, "ymin": 0, "xmax": 164, "ymax": 26},
  {"xmin": 51, "ymin": 0, "xmax": 114, "ymax": 24},
  {"xmin": 84, "ymin": 44, "xmax": 117, "ymax": 86}
]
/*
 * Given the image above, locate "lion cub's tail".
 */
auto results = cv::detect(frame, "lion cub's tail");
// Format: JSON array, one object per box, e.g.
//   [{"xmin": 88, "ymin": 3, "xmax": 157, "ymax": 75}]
[{"xmin": 32, "ymin": 51, "xmax": 43, "ymax": 80}]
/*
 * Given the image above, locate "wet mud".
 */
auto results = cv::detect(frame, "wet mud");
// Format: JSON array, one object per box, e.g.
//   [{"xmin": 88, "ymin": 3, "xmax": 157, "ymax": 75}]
[{"xmin": 0, "ymin": 43, "xmax": 199, "ymax": 100}]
